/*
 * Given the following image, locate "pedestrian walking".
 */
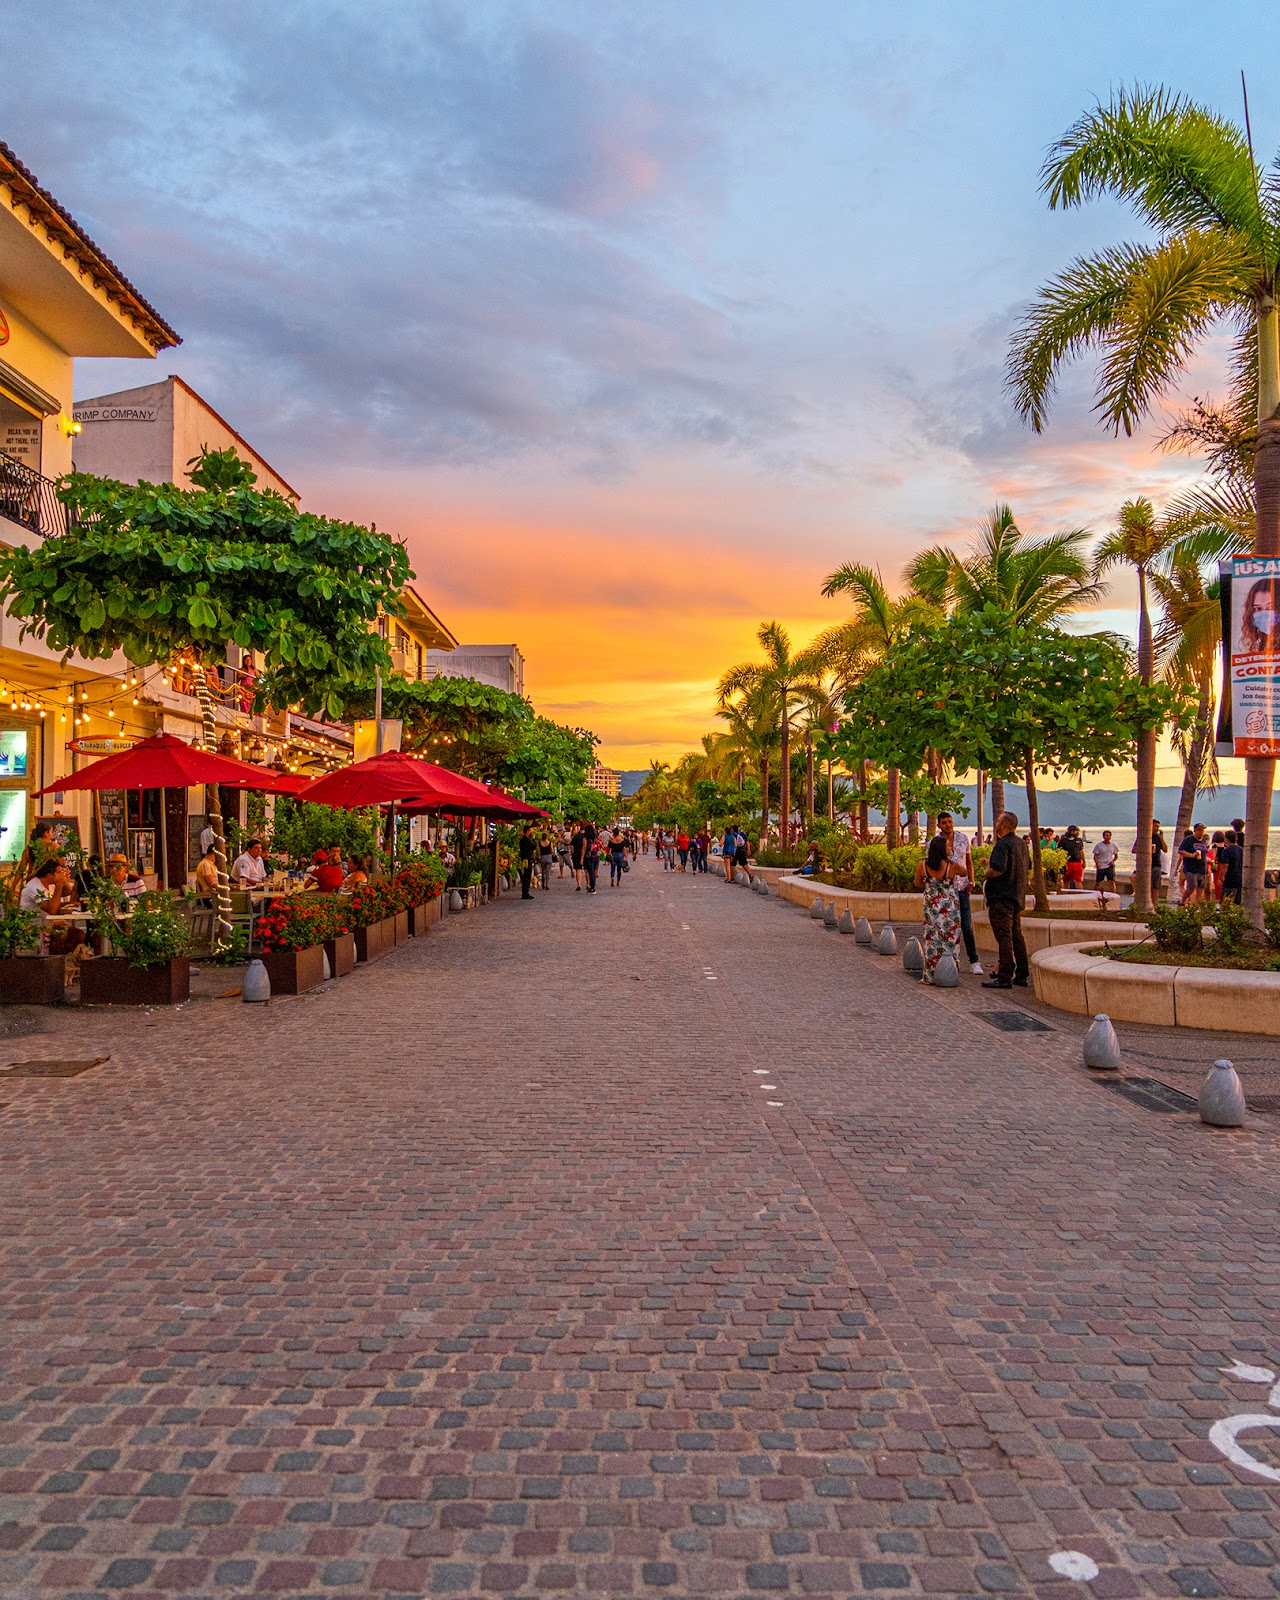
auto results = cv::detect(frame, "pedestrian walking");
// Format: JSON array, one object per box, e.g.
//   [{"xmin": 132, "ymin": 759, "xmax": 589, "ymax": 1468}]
[
  {"xmin": 663, "ymin": 831, "xmax": 676, "ymax": 871},
  {"xmin": 1219, "ymin": 828, "xmax": 1244, "ymax": 905},
  {"xmin": 733, "ymin": 827, "xmax": 750, "ymax": 879},
  {"xmin": 518, "ymin": 824, "xmax": 537, "ymax": 900},
  {"xmin": 981, "ymin": 811, "xmax": 1029, "ymax": 989},
  {"xmin": 538, "ymin": 829, "xmax": 554, "ymax": 891},
  {"xmin": 608, "ymin": 826, "xmax": 628, "ymax": 887},
  {"xmin": 1059, "ymin": 825, "xmax": 1085, "ymax": 890},
  {"xmin": 1178, "ymin": 822, "xmax": 1210, "ymax": 905},
  {"xmin": 676, "ymin": 830, "xmax": 690, "ymax": 871},
  {"xmin": 1092, "ymin": 829, "xmax": 1118, "ymax": 888},
  {"xmin": 937, "ymin": 812, "xmax": 982, "ymax": 975},
  {"xmin": 570, "ymin": 823, "xmax": 585, "ymax": 890},
  {"xmin": 582, "ymin": 831, "xmax": 601, "ymax": 893},
  {"xmin": 722, "ymin": 824, "xmax": 736, "ymax": 882},
  {"xmin": 919, "ymin": 824, "xmax": 963, "ymax": 984},
  {"xmin": 695, "ymin": 826, "xmax": 710, "ymax": 872},
  {"xmin": 557, "ymin": 826, "xmax": 572, "ymax": 878}
]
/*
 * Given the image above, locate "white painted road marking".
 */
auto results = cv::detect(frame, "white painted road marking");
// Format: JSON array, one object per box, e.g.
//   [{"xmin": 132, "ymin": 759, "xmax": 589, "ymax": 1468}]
[
  {"xmin": 1048, "ymin": 1551, "xmax": 1099, "ymax": 1582},
  {"xmin": 1211, "ymin": 1362, "xmax": 1280, "ymax": 1481}
]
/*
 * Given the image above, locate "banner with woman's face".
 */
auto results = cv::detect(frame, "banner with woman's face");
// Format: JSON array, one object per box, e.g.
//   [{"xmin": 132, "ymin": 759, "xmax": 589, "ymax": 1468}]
[{"xmin": 1228, "ymin": 556, "xmax": 1280, "ymax": 755}]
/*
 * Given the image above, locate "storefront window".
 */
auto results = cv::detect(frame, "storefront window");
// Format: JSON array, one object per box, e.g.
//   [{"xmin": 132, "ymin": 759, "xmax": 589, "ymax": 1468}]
[{"xmin": 0, "ymin": 729, "xmax": 30, "ymax": 864}]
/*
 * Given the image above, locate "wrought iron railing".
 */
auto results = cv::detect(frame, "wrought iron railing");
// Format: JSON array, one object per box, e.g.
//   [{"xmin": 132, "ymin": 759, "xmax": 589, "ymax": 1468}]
[{"xmin": 0, "ymin": 447, "xmax": 66, "ymax": 538}]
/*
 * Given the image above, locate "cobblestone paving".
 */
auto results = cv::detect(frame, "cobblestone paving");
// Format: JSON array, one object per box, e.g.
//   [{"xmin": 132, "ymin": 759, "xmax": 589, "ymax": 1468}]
[{"xmin": 1, "ymin": 862, "xmax": 1277, "ymax": 1599}]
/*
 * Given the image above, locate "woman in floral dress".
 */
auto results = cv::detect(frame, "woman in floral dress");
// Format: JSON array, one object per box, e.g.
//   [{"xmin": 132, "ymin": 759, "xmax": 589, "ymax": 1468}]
[{"xmin": 921, "ymin": 830, "xmax": 962, "ymax": 983}]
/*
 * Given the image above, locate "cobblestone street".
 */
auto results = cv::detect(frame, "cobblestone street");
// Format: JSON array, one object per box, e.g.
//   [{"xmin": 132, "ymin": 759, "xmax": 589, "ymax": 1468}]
[{"xmin": 2, "ymin": 859, "xmax": 1278, "ymax": 1599}]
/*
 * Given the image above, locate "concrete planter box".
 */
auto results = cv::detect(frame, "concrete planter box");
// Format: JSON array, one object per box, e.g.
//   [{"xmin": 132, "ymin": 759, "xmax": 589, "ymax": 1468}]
[
  {"xmin": 354, "ymin": 917, "xmax": 394, "ymax": 963},
  {"xmin": 393, "ymin": 909, "xmax": 410, "ymax": 945},
  {"xmin": 409, "ymin": 898, "xmax": 441, "ymax": 937},
  {"xmin": 260, "ymin": 945, "xmax": 327, "ymax": 995},
  {"xmin": 0, "ymin": 954, "xmax": 67, "ymax": 1005},
  {"xmin": 80, "ymin": 957, "xmax": 190, "ymax": 1007},
  {"xmin": 324, "ymin": 931, "xmax": 356, "ymax": 977},
  {"xmin": 1031, "ymin": 941, "xmax": 1280, "ymax": 1035}
]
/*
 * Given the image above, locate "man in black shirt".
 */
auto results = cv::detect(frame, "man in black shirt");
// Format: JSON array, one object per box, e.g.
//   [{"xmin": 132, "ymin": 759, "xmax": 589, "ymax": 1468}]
[
  {"xmin": 1178, "ymin": 822, "xmax": 1210, "ymax": 905},
  {"xmin": 982, "ymin": 811, "xmax": 1030, "ymax": 989},
  {"xmin": 517, "ymin": 824, "xmax": 537, "ymax": 900},
  {"xmin": 1219, "ymin": 828, "xmax": 1244, "ymax": 905}
]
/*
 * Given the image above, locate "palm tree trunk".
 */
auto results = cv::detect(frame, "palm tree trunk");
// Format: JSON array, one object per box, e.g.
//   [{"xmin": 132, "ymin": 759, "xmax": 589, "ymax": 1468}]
[
  {"xmin": 759, "ymin": 755, "xmax": 770, "ymax": 850},
  {"xmin": 805, "ymin": 727, "xmax": 815, "ymax": 826},
  {"xmin": 1024, "ymin": 751, "xmax": 1048, "ymax": 913},
  {"xmin": 827, "ymin": 757, "xmax": 834, "ymax": 822},
  {"xmin": 778, "ymin": 693, "xmax": 790, "ymax": 849},
  {"xmin": 990, "ymin": 776, "xmax": 1005, "ymax": 819},
  {"xmin": 975, "ymin": 769, "xmax": 985, "ymax": 845},
  {"xmin": 1174, "ymin": 678, "xmax": 1213, "ymax": 844},
  {"xmin": 1244, "ymin": 413, "xmax": 1280, "ymax": 924},
  {"xmin": 886, "ymin": 768, "xmax": 901, "ymax": 848},
  {"xmin": 858, "ymin": 760, "xmax": 869, "ymax": 839},
  {"xmin": 907, "ymin": 810, "xmax": 919, "ymax": 845},
  {"xmin": 1132, "ymin": 565, "xmax": 1155, "ymax": 914},
  {"xmin": 193, "ymin": 658, "xmax": 232, "ymax": 948}
]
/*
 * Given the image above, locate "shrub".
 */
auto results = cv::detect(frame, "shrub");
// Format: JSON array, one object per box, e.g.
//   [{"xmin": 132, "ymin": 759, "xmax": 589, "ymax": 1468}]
[
  {"xmin": 1210, "ymin": 896, "xmax": 1252, "ymax": 958},
  {"xmin": 969, "ymin": 844, "xmax": 992, "ymax": 889},
  {"xmin": 114, "ymin": 892, "xmax": 192, "ymax": 971},
  {"xmin": 755, "ymin": 846, "xmax": 809, "ymax": 868},
  {"xmin": 0, "ymin": 875, "xmax": 38, "ymax": 958},
  {"xmin": 395, "ymin": 855, "xmax": 448, "ymax": 903},
  {"xmin": 888, "ymin": 845, "xmax": 924, "ymax": 891},
  {"xmin": 1147, "ymin": 901, "xmax": 1206, "ymax": 953},
  {"xmin": 851, "ymin": 842, "xmax": 894, "ymax": 892},
  {"xmin": 1263, "ymin": 899, "xmax": 1280, "ymax": 949},
  {"xmin": 257, "ymin": 894, "xmax": 348, "ymax": 953}
]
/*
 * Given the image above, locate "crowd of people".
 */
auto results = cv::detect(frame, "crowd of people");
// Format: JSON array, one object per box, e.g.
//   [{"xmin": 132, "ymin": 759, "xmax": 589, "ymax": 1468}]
[{"xmin": 510, "ymin": 821, "xmax": 757, "ymax": 898}]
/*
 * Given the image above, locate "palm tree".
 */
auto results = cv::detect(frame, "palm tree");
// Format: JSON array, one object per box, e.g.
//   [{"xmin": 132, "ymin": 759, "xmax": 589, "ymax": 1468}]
[
  {"xmin": 714, "ymin": 687, "xmax": 779, "ymax": 845},
  {"xmin": 718, "ymin": 622, "xmax": 824, "ymax": 850},
  {"xmin": 819, "ymin": 565, "xmax": 937, "ymax": 845},
  {"xmin": 1005, "ymin": 83, "xmax": 1280, "ymax": 924},
  {"xmin": 907, "ymin": 504, "xmax": 1103, "ymax": 826},
  {"xmin": 1152, "ymin": 559, "xmax": 1222, "ymax": 843},
  {"xmin": 1093, "ymin": 498, "xmax": 1176, "ymax": 911}
]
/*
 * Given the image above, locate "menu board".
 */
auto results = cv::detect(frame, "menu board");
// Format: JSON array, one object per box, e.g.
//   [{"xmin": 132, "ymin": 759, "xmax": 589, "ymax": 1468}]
[{"xmin": 96, "ymin": 789, "xmax": 127, "ymax": 860}]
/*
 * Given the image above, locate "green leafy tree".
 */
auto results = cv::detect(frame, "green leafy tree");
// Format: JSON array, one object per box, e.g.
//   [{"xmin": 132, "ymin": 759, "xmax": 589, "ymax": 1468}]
[
  {"xmin": 0, "ymin": 448, "xmax": 409, "ymax": 943},
  {"xmin": 841, "ymin": 610, "xmax": 1189, "ymax": 908},
  {"xmin": 1004, "ymin": 83, "xmax": 1280, "ymax": 922}
]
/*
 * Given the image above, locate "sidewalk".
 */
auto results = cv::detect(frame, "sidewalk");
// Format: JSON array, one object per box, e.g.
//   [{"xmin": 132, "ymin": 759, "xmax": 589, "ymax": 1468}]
[{"xmin": 0, "ymin": 860, "xmax": 1276, "ymax": 1598}]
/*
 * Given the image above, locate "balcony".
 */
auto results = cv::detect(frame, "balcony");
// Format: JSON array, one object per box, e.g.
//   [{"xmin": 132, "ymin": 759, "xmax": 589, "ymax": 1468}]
[{"xmin": 0, "ymin": 448, "xmax": 66, "ymax": 540}]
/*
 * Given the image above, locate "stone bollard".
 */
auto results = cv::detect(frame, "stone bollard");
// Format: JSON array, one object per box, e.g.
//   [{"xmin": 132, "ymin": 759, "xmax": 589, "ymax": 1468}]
[
  {"xmin": 931, "ymin": 952, "xmax": 959, "ymax": 988},
  {"xmin": 809, "ymin": 897, "xmax": 825, "ymax": 919},
  {"xmin": 735, "ymin": 869, "xmax": 750, "ymax": 886},
  {"xmin": 322, "ymin": 948, "xmax": 332, "ymax": 981},
  {"xmin": 853, "ymin": 916, "xmax": 872, "ymax": 944},
  {"xmin": 875, "ymin": 925, "xmax": 897, "ymax": 956},
  {"xmin": 902, "ymin": 936, "xmax": 924, "ymax": 973},
  {"xmin": 1199, "ymin": 1060, "xmax": 1247, "ymax": 1127},
  {"xmin": 500, "ymin": 874, "xmax": 509, "ymax": 892},
  {"xmin": 242, "ymin": 958, "xmax": 270, "ymax": 1003},
  {"xmin": 449, "ymin": 889, "xmax": 464, "ymax": 913},
  {"xmin": 822, "ymin": 902, "xmax": 838, "ymax": 928},
  {"xmin": 838, "ymin": 908, "xmax": 855, "ymax": 934},
  {"xmin": 1082, "ymin": 1013, "xmax": 1122, "ymax": 1071},
  {"xmin": 756, "ymin": 878, "xmax": 770, "ymax": 896}
]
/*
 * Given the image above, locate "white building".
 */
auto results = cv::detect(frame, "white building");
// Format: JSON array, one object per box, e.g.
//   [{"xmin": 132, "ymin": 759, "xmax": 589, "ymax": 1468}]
[{"xmin": 426, "ymin": 643, "xmax": 525, "ymax": 697}]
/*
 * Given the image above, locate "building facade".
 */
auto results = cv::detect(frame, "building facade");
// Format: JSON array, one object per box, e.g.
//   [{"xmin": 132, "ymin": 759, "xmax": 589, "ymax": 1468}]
[
  {"xmin": 425, "ymin": 643, "xmax": 525, "ymax": 697},
  {"xmin": 585, "ymin": 763, "xmax": 620, "ymax": 798}
]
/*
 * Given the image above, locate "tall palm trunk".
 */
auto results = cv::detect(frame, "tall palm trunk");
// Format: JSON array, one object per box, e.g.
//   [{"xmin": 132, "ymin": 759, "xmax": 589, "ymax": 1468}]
[
  {"xmin": 1132, "ymin": 564, "xmax": 1155, "ymax": 914},
  {"xmin": 1024, "ymin": 751, "xmax": 1048, "ymax": 912},
  {"xmin": 858, "ymin": 759, "xmax": 869, "ymax": 839},
  {"xmin": 975, "ymin": 769, "xmax": 985, "ymax": 845},
  {"xmin": 759, "ymin": 755, "xmax": 770, "ymax": 850},
  {"xmin": 886, "ymin": 768, "xmax": 901, "ymax": 848},
  {"xmin": 827, "ymin": 757, "xmax": 834, "ymax": 822},
  {"xmin": 805, "ymin": 727, "xmax": 815, "ymax": 827},
  {"xmin": 193, "ymin": 658, "xmax": 232, "ymax": 947},
  {"xmin": 990, "ymin": 776, "xmax": 1005, "ymax": 819},
  {"xmin": 1174, "ymin": 678, "xmax": 1214, "ymax": 844},
  {"xmin": 1244, "ymin": 411, "xmax": 1280, "ymax": 923},
  {"xmin": 778, "ymin": 692, "xmax": 791, "ymax": 849}
]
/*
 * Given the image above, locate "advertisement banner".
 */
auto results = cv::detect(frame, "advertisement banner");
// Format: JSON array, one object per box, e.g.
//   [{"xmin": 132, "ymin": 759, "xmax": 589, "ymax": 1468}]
[{"xmin": 1227, "ymin": 554, "xmax": 1280, "ymax": 756}]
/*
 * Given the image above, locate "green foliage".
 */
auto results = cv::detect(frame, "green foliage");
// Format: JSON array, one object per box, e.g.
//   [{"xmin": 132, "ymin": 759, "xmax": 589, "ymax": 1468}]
[
  {"xmin": 1262, "ymin": 900, "xmax": 1280, "ymax": 949},
  {"xmin": 210, "ymin": 925, "xmax": 249, "ymax": 966},
  {"xmin": 755, "ymin": 846, "xmax": 808, "ymax": 868},
  {"xmin": 0, "ymin": 876, "xmax": 38, "ymax": 958},
  {"xmin": 256, "ymin": 894, "xmax": 348, "ymax": 953},
  {"xmin": 863, "ymin": 775, "xmax": 968, "ymax": 821},
  {"xmin": 267, "ymin": 799, "xmax": 382, "ymax": 864},
  {"xmin": 447, "ymin": 856, "xmax": 487, "ymax": 889},
  {"xmin": 1210, "ymin": 896, "xmax": 1252, "ymax": 958},
  {"xmin": 113, "ymin": 892, "xmax": 193, "ymax": 970},
  {"xmin": 0, "ymin": 450, "xmax": 411, "ymax": 717},
  {"xmin": 1147, "ymin": 901, "xmax": 1206, "ymax": 953},
  {"xmin": 562, "ymin": 783, "xmax": 615, "ymax": 828}
]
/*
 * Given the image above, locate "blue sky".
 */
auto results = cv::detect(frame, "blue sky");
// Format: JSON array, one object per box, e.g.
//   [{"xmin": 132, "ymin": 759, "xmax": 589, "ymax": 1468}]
[{"xmin": 6, "ymin": 1, "xmax": 1274, "ymax": 772}]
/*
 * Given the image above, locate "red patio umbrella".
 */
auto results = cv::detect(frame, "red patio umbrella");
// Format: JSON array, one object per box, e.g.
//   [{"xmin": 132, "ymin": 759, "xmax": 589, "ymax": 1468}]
[
  {"xmin": 34, "ymin": 732, "xmax": 301, "ymax": 795},
  {"xmin": 294, "ymin": 749, "xmax": 478, "ymax": 810}
]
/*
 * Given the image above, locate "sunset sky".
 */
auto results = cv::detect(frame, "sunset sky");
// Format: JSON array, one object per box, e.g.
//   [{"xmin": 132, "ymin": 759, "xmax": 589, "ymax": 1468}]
[{"xmin": 11, "ymin": 1, "xmax": 1279, "ymax": 785}]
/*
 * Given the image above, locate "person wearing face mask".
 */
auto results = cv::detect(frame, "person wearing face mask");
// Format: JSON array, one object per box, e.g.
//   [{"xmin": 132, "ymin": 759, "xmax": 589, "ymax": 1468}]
[{"xmin": 1242, "ymin": 577, "xmax": 1280, "ymax": 654}]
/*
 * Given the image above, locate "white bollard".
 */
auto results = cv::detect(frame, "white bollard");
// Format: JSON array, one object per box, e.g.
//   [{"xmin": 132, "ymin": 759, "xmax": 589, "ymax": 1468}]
[
  {"xmin": 822, "ymin": 902, "xmax": 838, "ymax": 928},
  {"xmin": 902, "ymin": 936, "xmax": 924, "ymax": 973},
  {"xmin": 853, "ymin": 916, "xmax": 872, "ymax": 944},
  {"xmin": 1199, "ymin": 1060, "xmax": 1247, "ymax": 1127},
  {"xmin": 1082, "ymin": 1013, "xmax": 1122, "ymax": 1071},
  {"xmin": 931, "ymin": 952, "xmax": 959, "ymax": 987},
  {"xmin": 242, "ymin": 958, "xmax": 270, "ymax": 1003},
  {"xmin": 809, "ymin": 897, "xmax": 825, "ymax": 919},
  {"xmin": 875, "ymin": 925, "xmax": 897, "ymax": 956},
  {"xmin": 755, "ymin": 878, "xmax": 770, "ymax": 896},
  {"xmin": 838, "ymin": 908, "xmax": 855, "ymax": 934},
  {"xmin": 449, "ymin": 889, "xmax": 464, "ymax": 913}
]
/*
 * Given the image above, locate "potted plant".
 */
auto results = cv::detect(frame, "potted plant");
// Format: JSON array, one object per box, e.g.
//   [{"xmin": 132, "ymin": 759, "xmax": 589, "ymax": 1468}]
[
  {"xmin": 349, "ymin": 880, "xmax": 396, "ymax": 963},
  {"xmin": 0, "ymin": 878, "xmax": 65, "ymax": 1004},
  {"xmin": 80, "ymin": 891, "xmax": 192, "ymax": 1006},
  {"xmin": 256, "ymin": 894, "xmax": 341, "ymax": 994},
  {"xmin": 398, "ymin": 855, "xmax": 448, "ymax": 935}
]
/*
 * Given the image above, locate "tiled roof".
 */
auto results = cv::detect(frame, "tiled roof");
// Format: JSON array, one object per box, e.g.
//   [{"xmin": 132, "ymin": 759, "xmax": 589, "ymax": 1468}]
[{"xmin": 0, "ymin": 139, "xmax": 181, "ymax": 351}]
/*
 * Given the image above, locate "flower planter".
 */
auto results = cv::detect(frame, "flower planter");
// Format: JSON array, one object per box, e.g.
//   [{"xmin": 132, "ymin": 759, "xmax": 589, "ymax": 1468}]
[
  {"xmin": 354, "ymin": 917, "xmax": 394, "ymax": 963},
  {"xmin": 324, "ymin": 931, "xmax": 356, "ymax": 978},
  {"xmin": 260, "ymin": 944, "xmax": 327, "ymax": 996},
  {"xmin": 409, "ymin": 898, "xmax": 441, "ymax": 937},
  {"xmin": 393, "ymin": 909, "xmax": 410, "ymax": 945},
  {"xmin": 0, "ymin": 954, "xmax": 68, "ymax": 1005},
  {"xmin": 80, "ymin": 957, "xmax": 190, "ymax": 1007}
]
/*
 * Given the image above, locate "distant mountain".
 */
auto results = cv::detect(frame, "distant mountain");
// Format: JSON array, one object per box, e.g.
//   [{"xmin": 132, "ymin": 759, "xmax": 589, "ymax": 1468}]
[
  {"xmin": 870, "ymin": 785, "xmax": 1278, "ymax": 828},
  {"xmin": 617, "ymin": 770, "xmax": 649, "ymax": 796}
]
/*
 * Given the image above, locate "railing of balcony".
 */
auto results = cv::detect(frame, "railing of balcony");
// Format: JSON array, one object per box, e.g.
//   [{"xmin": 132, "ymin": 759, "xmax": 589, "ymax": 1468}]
[{"xmin": 0, "ymin": 448, "xmax": 66, "ymax": 539}]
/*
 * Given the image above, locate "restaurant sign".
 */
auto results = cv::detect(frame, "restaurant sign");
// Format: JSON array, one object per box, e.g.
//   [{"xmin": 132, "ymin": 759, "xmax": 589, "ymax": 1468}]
[
  {"xmin": 72, "ymin": 403, "xmax": 158, "ymax": 424},
  {"xmin": 67, "ymin": 737, "xmax": 136, "ymax": 755}
]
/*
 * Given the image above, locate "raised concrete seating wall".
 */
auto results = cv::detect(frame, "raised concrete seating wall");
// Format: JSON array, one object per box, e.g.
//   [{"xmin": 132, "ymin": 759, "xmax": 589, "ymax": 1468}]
[{"xmin": 1031, "ymin": 943, "xmax": 1280, "ymax": 1035}]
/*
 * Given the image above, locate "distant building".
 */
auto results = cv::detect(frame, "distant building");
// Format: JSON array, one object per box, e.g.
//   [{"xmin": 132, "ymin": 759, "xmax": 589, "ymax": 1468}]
[
  {"xmin": 426, "ymin": 643, "xmax": 524, "ymax": 698},
  {"xmin": 377, "ymin": 587, "xmax": 457, "ymax": 682},
  {"xmin": 74, "ymin": 375, "xmax": 298, "ymax": 498},
  {"xmin": 585, "ymin": 763, "xmax": 620, "ymax": 798}
]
